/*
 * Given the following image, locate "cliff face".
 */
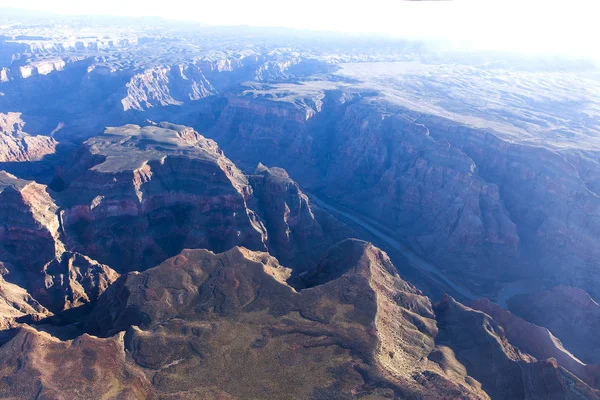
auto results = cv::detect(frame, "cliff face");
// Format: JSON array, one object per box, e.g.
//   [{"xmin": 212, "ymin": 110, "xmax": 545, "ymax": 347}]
[
  {"xmin": 57, "ymin": 122, "xmax": 268, "ymax": 273},
  {"xmin": 0, "ymin": 268, "xmax": 49, "ymax": 330},
  {"xmin": 322, "ymin": 106, "xmax": 520, "ymax": 288},
  {"xmin": 54, "ymin": 122, "xmax": 348, "ymax": 275},
  {"xmin": 0, "ymin": 112, "xmax": 57, "ymax": 162},
  {"xmin": 207, "ymin": 94, "xmax": 522, "ymax": 294},
  {"xmin": 0, "ymin": 171, "xmax": 118, "ymax": 313},
  {"xmin": 2, "ymin": 120, "xmax": 352, "ymax": 316},
  {"xmin": 248, "ymin": 164, "xmax": 350, "ymax": 271},
  {"xmin": 203, "ymin": 88, "xmax": 600, "ymax": 299},
  {"xmin": 35, "ymin": 252, "xmax": 119, "ymax": 312},
  {"xmin": 120, "ymin": 64, "xmax": 216, "ymax": 111},
  {"xmin": 422, "ymin": 117, "xmax": 600, "ymax": 297},
  {"xmin": 0, "ymin": 171, "xmax": 63, "ymax": 281}
]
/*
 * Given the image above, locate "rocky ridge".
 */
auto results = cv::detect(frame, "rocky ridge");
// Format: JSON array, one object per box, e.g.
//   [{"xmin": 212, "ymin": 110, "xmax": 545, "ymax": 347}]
[{"xmin": 0, "ymin": 241, "xmax": 596, "ymax": 399}]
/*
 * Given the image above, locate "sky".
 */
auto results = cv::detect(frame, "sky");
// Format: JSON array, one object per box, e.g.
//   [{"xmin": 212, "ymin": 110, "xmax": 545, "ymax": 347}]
[{"xmin": 0, "ymin": 0, "xmax": 598, "ymax": 59}]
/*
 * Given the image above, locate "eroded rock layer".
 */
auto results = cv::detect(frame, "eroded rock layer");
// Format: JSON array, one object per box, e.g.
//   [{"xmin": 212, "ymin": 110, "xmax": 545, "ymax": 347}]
[
  {"xmin": 0, "ymin": 171, "xmax": 118, "ymax": 313},
  {"xmin": 58, "ymin": 122, "xmax": 269, "ymax": 273},
  {"xmin": 0, "ymin": 112, "xmax": 57, "ymax": 162}
]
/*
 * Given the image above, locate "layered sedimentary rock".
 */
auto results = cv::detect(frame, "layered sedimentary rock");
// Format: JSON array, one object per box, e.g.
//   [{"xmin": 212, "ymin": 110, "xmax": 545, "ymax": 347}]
[
  {"xmin": 321, "ymin": 106, "xmax": 520, "ymax": 290},
  {"xmin": 208, "ymin": 93, "xmax": 521, "ymax": 294},
  {"xmin": 121, "ymin": 64, "xmax": 216, "ymax": 111},
  {"xmin": 57, "ymin": 122, "xmax": 349, "ymax": 274},
  {"xmin": 205, "ymin": 84, "xmax": 600, "ymax": 301},
  {"xmin": 507, "ymin": 285, "xmax": 600, "ymax": 366},
  {"xmin": 420, "ymin": 116, "xmax": 600, "ymax": 298},
  {"xmin": 18, "ymin": 58, "xmax": 66, "ymax": 78},
  {"xmin": 58, "ymin": 122, "xmax": 268, "ymax": 273},
  {"xmin": 208, "ymin": 89, "xmax": 326, "ymax": 175},
  {"xmin": 0, "ymin": 171, "xmax": 117, "ymax": 313},
  {"xmin": 0, "ymin": 112, "xmax": 57, "ymax": 162},
  {"xmin": 0, "ymin": 171, "xmax": 63, "ymax": 282},
  {"xmin": 0, "ymin": 266, "xmax": 49, "ymax": 330}
]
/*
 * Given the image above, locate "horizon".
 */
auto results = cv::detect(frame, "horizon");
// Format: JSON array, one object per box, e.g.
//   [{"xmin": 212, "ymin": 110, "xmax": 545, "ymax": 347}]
[{"xmin": 0, "ymin": 1, "xmax": 599, "ymax": 60}]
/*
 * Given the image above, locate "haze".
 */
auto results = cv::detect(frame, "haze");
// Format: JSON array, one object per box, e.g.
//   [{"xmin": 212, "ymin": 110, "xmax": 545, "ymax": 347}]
[{"xmin": 1, "ymin": 0, "xmax": 599, "ymax": 59}]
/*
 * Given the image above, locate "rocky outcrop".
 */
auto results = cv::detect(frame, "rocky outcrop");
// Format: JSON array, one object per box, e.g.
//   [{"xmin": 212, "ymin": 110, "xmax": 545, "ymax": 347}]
[
  {"xmin": 248, "ymin": 164, "xmax": 350, "ymax": 270},
  {"xmin": 0, "ymin": 241, "xmax": 590, "ymax": 399},
  {"xmin": 0, "ymin": 171, "xmax": 117, "ymax": 313},
  {"xmin": 58, "ymin": 122, "xmax": 268, "ymax": 273},
  {"xmin": 0, "ymin": 265, "xmax": 49, "ymax": 330},
  {"xmin": 208, "ymin": 95, "xmax": 521, "ymax": 294},
  {"xmin": 507, "ymin": 285, "xmax": 600, "ymax": 366},
  {"xmin": 0, "ymin": 171, "xmax": 63, "ymax": 283},
  {"xmin": 56, "ymin": 122, "xmax": 351, "ymax": 274},
  {"xmin": 0, "ymin": 325, "xmax": 152, "ymax": 399},
  {"xmin": 227, "ymin": 94, "xmax": 321, "ymax": 124},
  {"xmin": 0, "ymin": 112, "xmax": 57, "ymax": 162},
  {"xmin": 207, "ymin": 89, "xmax": 328, "ymax": 175},
  {"xmin": 205, "ymin": 87, "xmax": 600, "ymax": 300},
  {"xmin": 35, "ymin": 252, "xmax": 119, "ymax": 312},
  {"xmin": 121, "ymin": 64, "xmax": 216, "ymax": 111},
  {"xmin": 422, "ymin": 117, "xmax": 600, "ymax": 299},
  {"xmin": 321, "ymin": 107, "xmax": 520, "ymax": 290},
  {"xmin": 17, "ymin": 59, "xmax": 65, "ymax": 79}
]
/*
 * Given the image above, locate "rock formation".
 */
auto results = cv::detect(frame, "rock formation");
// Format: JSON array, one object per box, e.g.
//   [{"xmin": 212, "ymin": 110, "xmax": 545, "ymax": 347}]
[
  {"xmin": 56, "ymin": 122, "xmax": 268, "ymax": 273},
  {"xmin": 0, "ymin": 326, "xmax": 152, "ymax": 399},
  {"xmin": 56, "ymin": 122, "xmax": 348, "ymax": 274},
  {"xmin": 434, "ymin": 295, "xmax": 600, "ymax": 399},
  {"xmin": 0, "ymin": 171, "xmax": 63, "ymax": 283},
  {"xmin": 471, "ymin": 298, "xmax": 600, "ymax": 389},
  {"xmin": 0, "ymin": 171, "xmax": 118, "ymax": 313},
  {"xmin": 120, "ymin": 64, "xmax": 216, "ymax": 111},
  {"xmin": 0, "ymin": 241, "xmax": 593, "ymax": 399},
  {"xmin": 83, "ymin": 240, "xmax": 487, "ymax": 399},
  {"xmin": 507, "ymin": 285, "xmax": 600, "ymax": 366},
  {"xmin": 2, "ymin": 15, "xmax": 600, "ymax": 399},
  {"xmin": 208, "ymin": 94, "xmax": 522, "ymax": 295},
  {"xmin": 35, "ymin": 252, "xmax": 119, "ymax": 312},
  {"xmin": 248, "ymin": 164, "xmax": 350, "ymax": 271},
  {"xmin": 0, "ymin": 265, "xmax": 49, "ymax": 330},
  {"xmin": 0, "ymin": 112, "xmax": 57, "ymax": 162}
]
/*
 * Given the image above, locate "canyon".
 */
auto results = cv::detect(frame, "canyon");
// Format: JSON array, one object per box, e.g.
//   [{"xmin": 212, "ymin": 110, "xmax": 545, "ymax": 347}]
[{"xmin": 0, "ymin": 10, "xmax": 599, "ymax": 399}]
